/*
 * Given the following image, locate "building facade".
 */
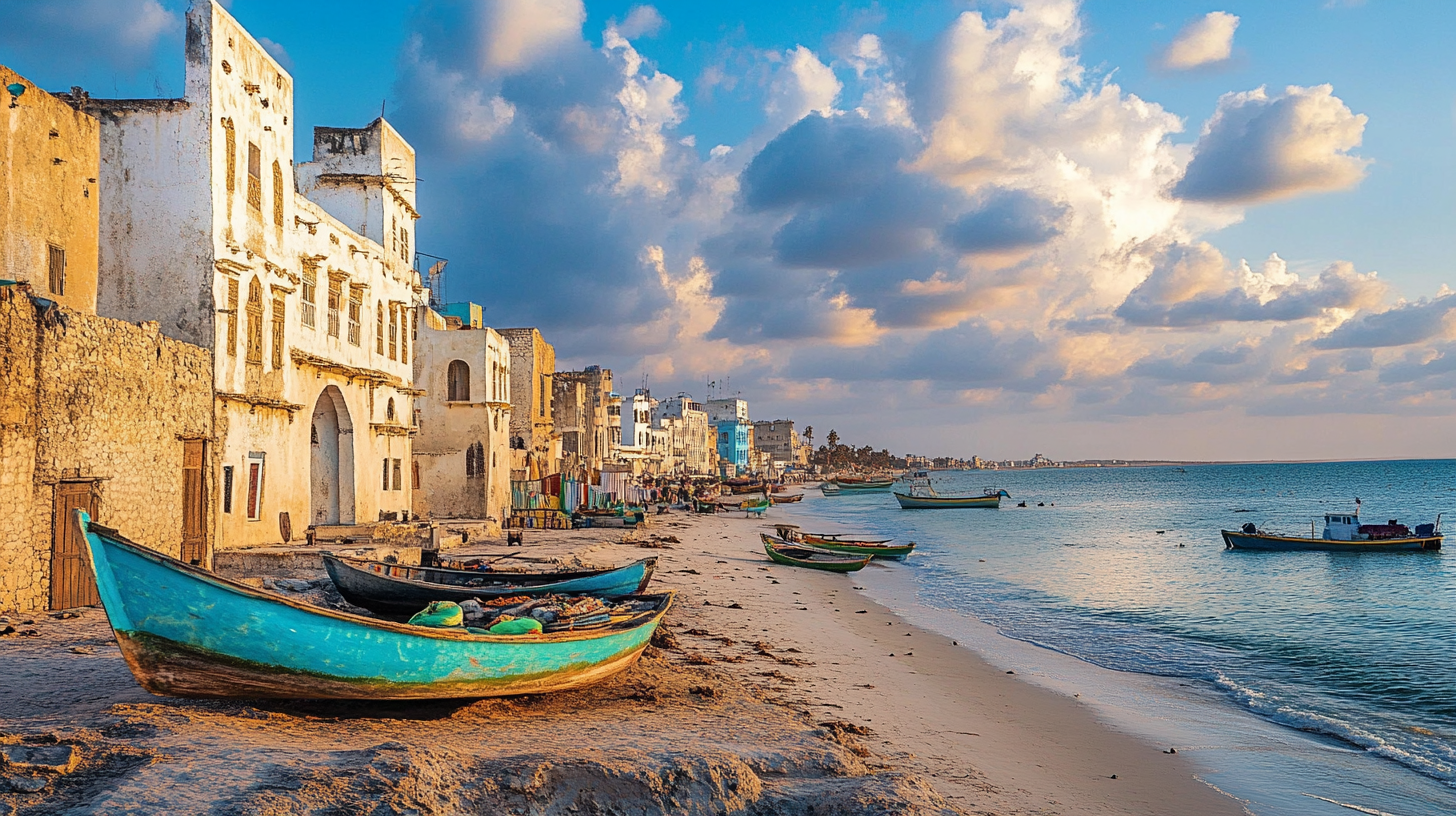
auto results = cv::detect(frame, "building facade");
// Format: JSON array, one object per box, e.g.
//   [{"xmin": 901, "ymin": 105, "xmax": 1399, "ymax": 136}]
[
  {"xmin": 716, "ymin": 421, "xmax": 751, "ymax": 473},
  {"xmin": 410, "ymin": 305, "xmax": 511, "ymax": 522},
  {"xmin": 499, "ymin": 328, "xmax": 557, "ymax": 479},
  {"xmin": 0, "ymin": 66, "xmax": 99, "ymax": 314},
  {"xmin": 655, "ymin": 394, "xmax": 714, "ymax": 475},
  {"xmin": 76, "ymin": 1, "xmax": 421, "ymax": 548},
  {"xmin": 553, "ymin": 366, "xmax": 613, "ymax": 475},
  {"xmin": 706, "ymin": 398, "xmax": 750, "ymax": 424},
  {"xmin": 752, "ymin": 420, "xmax": 802, "ymax": 468}
]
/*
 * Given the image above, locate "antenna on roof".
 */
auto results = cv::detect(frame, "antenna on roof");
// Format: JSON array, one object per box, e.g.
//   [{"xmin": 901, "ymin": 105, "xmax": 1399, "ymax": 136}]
[{"xmin": 380, "ymin": 98, "xmax": 386, "ymax": 120}]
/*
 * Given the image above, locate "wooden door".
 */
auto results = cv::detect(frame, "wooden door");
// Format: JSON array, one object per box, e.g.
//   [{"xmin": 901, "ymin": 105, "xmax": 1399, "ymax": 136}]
[
  {"xmin": 180, "ymin": 440, "xmax": 206, "ymax": 565},
  {"xmin": 50, "ymin": 482, "xmax": 100, "ymax": 610}
]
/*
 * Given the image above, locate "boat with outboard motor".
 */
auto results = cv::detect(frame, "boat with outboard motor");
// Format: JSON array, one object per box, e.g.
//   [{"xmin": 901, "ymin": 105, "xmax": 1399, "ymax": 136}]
[
  {"xmin": 1221, "ymin": 505, "xmax": 1442, "ymax": 552},
  {"xmin": 893, "ymin": 471, "xmax": 1009, "ymax": 509}
]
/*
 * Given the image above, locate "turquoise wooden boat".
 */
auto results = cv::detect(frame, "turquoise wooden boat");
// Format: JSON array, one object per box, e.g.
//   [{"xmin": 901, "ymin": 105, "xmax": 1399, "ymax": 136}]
[{"xmin": 77, "ymin": 511, "xmax": 673, "ymax": 700}]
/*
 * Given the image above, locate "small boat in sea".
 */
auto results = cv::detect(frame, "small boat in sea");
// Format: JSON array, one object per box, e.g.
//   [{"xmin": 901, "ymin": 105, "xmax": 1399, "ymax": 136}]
[
  {"xmin": 829, "ymin": 476, "xmax": 895, "ymax": 492},
  {"xmin": 761, "ymin": 534, "xmax": 872, "ymax": 572},
  {"xmin": 77, "ymin": 511, "xmax": 673, "ymax": 700},
  {"xmin": 322, "ymin": 555, "xmax": 658, "ymax": 617},
  {"xmin": 893, "ymin": 471, "xmax": 1009, "ymax": 509},
  {"xmin": 820, "ymin": 482, "xmax": 841, "ymax": 496},
  {"xmin": 1222, "ymin": 506, "xmax": 1443, "ymax": 552}
]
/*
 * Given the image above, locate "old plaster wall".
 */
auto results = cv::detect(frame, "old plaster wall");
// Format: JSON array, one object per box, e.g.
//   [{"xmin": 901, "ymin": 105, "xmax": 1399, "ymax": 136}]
[
  {"xmin": 0, "ymin": 66, "xmax": 100, "ymax": 314},
  {"xmin": 500, "ymin": 328, "xmax": 556, "ymax": 477},
  {"xmin": 0, "ymin": 289, "xmax": 42, "ymax": 610},
  {"xmin": 412, "ymin": 315, "xmax": 511, "ymax": 520},
  {"xmin": 0, "ymin": 288, "xmax": 213, "ymax": 613}
]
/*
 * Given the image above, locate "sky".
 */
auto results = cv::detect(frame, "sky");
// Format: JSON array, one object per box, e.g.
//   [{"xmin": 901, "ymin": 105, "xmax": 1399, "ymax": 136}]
[{"xmin": 6, "ymin": 0, "xmax": 1456, "ymax": 461}]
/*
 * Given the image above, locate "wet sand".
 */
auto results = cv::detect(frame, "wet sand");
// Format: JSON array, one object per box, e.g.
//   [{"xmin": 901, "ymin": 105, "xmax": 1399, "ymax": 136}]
[{"xmin": 0, "ymin": 508, "xmax": 1242, "ymax": 814}]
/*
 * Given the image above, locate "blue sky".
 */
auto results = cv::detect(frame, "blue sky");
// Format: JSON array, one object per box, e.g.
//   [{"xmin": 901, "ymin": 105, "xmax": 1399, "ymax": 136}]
[{"xmin": 7, "ymin": 1, "xmax": 1456, "ymax": 459}]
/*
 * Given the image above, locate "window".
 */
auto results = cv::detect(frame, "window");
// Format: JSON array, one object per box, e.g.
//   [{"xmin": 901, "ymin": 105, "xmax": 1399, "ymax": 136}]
[
  {"xmin": 388, "ymin": 305, "xmax": 398, "ymax": 360},
  {"xmin": 301, "ymin": 268, "xmax": 316, "ymax": 328},
  {"xmin": 326, "ymin": 278, "xmax": 341, "ymax": 338},
  {"xmin": 245, "ymin": 454, "xmax": 265, "ymax": 520},
  {"xmin": 223, "ymin": 118, "xmax": 235, "ymax": 196},
  {"xmin": 401, "ymin": 227, "xmax": 410, "ymax": 263},
  {"xmin": 271, "ymin": 295, "xmax": 285, "ymax": 369},
  {"xmin": 393, "ymin": 459, "xmax": 403, "ymax": 491},
  {"xmin": 246, "ymin": 142, "xmax": 261, "ymax": 210},
  {"xmin": 412, "ymin": 461, "xmax": 420, "ymax": 490},
  {"xmin": 391, "ymin": 216, "xmax": 397, "ymax": 256},
  {"xmin": 226, "ymin": 278, "xmax": 239, "ymax": 356},
  {"xmin": 447, "ymin": 360, "xmax": 470, "ymax": 401},
  {"xmin": 245, "ymin": 278, "xmax": 264, "ymax": 364},
  {"xmin": 347, "ymin": 287, "xmax": 361, "ymax": 346},
  {"xmin": 222, "ymin": 465, "xmax": 234, "ymax": 514},
  {"xmin": 375, "ymin": 302, "xmax": 385, "ymax": 355},
  {"xmin": 466, "ymin": 441, "xmax": 484, "ymax": 478},
  {"xmin": 47, "ymin": 244, "xmax": 65, "ymax": 296},
  {"xmin": 272, "ymin": 160, "xmax": 284, "ymax": 226},
  {"xmin": 400, "ymin": 308, "xmax": 409, "ymax": 363},
  {"xmin": 386, "ymin": 398, "xmax": 396, "ymax": 422},
  {"xmin": 382, "ymin": 458, "xmax": 391, "ymax": 491}
]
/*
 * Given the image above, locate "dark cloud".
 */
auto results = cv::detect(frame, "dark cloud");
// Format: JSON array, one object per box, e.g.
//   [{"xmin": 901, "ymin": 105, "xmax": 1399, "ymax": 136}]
[
  {"xmin": 1129, "ymin": 343, "xmax": 1267, "ymax": 386},
  {"xmin": 941, "ymin": 187, "xmax": 1067, "ymax": 254},
  {"xmin": 1173, "ymin": 84, "xmax": 1368, "ymax": 204},
  {"xmin": 1310, "ymin": 295, "xmax": 1456, "ymax": 350},
  {"xmin": 771, "ymin": 174, "xmax": 951, "ymax": 269},
  {"xmin": 740, "ymin": 114, "xmax": 914, "ymax": 211}
]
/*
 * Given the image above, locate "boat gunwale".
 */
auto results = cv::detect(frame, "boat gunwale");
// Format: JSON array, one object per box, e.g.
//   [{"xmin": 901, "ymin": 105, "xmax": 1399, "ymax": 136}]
[
  {"xmin": 324, "ymin": 553, "xmax": 658, "ymax": 594},
  {"xmin": 82, "ymin": 517, "xmax": 674, "ymax": 645}
]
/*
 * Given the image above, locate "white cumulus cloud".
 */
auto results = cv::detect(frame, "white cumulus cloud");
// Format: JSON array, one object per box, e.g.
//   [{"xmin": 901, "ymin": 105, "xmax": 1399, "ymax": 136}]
[{"xmin": 1157, "ymin": 11, "xmax": 1240, "ymax": 71}]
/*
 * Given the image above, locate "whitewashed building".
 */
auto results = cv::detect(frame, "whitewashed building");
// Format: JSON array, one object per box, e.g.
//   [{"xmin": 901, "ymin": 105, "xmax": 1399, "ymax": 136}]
[
  {"xmin": 79, "ymin": 1, "xmax": 422, "ymax": 549},
  {"xmin": 411, "ymin": 305, "xmax": 511, "ymax": 521}
]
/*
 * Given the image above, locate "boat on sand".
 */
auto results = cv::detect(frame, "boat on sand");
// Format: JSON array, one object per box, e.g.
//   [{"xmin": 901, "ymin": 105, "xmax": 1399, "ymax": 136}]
[
  {"xmin": 771, "ymin": 525, "xmax": 915, "ymax": 559},
  {"xmin": 78, "ymin": 511, "xmax": 673, "ymax": 700},
  {"xmin": 761, "ymin": 534, "xmax": 871, "ymax": 572},
  {"xmin": 322, "ymin": 555, "xmax": 658, "ymax": 617}
]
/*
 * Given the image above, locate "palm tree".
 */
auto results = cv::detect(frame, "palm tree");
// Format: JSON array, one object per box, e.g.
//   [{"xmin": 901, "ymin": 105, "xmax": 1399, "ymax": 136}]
[
  {"xmin": 802, "ymin": 425, "xmax": 813, "ymax": 450},
  {"xmin": 826, "ymin": 429, "xmax": 840, "ymax": 468}
]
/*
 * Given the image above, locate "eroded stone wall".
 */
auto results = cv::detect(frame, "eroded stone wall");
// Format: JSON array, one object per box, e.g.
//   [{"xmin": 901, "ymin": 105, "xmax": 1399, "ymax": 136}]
[{"xmin": 0, "ymin": 288, "xmax": 213, "ymax": 612}]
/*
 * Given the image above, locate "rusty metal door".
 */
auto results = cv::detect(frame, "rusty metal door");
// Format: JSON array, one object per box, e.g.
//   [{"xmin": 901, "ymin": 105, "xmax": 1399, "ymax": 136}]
[
  {"xmin": 50, "ymin": 482, "xmax": 100, "ymax": 610},
  {"xmin": 180, "ymin": 440, "xmax": 206, "ymax": 565}
]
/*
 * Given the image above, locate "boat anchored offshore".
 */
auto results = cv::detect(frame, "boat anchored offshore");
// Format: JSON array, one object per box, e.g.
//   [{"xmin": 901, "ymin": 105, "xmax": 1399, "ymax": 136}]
[
  {"xmin": 893, "ymin": 471, "xmax": 1009, "ymax": 509},
  {"xmin": 1221, "ymin": 505, "xmax": 1443, "ymax": 552}
]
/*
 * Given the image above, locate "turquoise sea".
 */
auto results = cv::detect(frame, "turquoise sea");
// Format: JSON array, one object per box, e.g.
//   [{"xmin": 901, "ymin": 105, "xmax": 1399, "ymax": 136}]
[{"xmin": 782, "ymin": 460, "xmax": 1456, "ymax": 816}]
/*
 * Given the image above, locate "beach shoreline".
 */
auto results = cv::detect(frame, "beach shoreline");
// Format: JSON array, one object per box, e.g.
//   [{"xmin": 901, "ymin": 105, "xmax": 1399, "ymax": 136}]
[{"xmin": 0, "ymin": 506, "xmax": 1240, "ymax": 814}]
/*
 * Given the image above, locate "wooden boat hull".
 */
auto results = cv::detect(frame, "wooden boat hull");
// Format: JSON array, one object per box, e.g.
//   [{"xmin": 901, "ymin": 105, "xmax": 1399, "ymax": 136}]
[
  {"xmin": 893, "ymin": 492, "xmax": 1002, "ymax": 509},
  {"xmin": 323, "ymin": 555, "xmax": 658, "ymax": 617},
  {"xmin": 799, "ymin": 537, "xmax": 915, "ymax": 559},
  {"xmin": 831, "ymin": 481, "xmax": 894, "ymax": 492},
  {"xmin": 769, "ymin": 493, "xmax": 804, "ymax": 504},
  {"xmin": 1221, "ymin": 530, "xmax": 1442, "ymax": 552},
  {"xmin": 761, "ymin": 536, "xmax": 871, "ymax": 572},
  {"xmin": 78, "ymin": 512, "xmax": 673, "ymax": 700}
]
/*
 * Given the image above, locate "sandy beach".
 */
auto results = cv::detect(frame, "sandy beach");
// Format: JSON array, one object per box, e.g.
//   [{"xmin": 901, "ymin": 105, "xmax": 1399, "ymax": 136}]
[{"xmin": 0, "ymin": 508, "xmax": 1242, "ymax": 814}]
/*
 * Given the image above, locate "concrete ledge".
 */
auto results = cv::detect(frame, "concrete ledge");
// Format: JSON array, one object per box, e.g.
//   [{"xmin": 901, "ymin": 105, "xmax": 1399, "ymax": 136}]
[{"xmin": 214, "ymin": 545, "xmax": 423, "ymax": 580}]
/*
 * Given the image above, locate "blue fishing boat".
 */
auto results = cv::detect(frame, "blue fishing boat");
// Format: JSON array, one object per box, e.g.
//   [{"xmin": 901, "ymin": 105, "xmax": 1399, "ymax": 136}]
[
  {"xmin": 77, "ymin": 511, "xmax": 673, "ymax": 700},
  {"xmin": 323, "ymin": 554, "xmax": 657, "ymax": 617},
  {"xmin": 1222, "ymin": 507, "xmax": 1442, "ymax": 552}
]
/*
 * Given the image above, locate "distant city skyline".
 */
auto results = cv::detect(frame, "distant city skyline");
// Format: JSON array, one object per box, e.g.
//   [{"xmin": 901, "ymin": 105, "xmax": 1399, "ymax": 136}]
[{"xmin": 10, "ymin": 0, "xmax": 1456, "ymax": 461}]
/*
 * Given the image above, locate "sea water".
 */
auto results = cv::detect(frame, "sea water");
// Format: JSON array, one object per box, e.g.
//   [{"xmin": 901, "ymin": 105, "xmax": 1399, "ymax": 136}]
[{"xmin": 780, "ymin": 460, "xmax": 1456, "ymax": 816}]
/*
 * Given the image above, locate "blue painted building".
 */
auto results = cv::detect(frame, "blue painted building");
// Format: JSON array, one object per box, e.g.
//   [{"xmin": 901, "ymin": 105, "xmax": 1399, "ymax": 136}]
[{"xmin": 715, "ymin": 420, "xmax": 750, "ymax": 472}]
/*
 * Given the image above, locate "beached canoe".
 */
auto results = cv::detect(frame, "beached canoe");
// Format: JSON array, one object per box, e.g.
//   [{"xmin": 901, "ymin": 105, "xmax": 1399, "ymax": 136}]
[
  {"xmin": 769, "ymin": 493, "xmax": 804, "ymax": 504},
  {"xmin": 797, "ymin": 533, "xmax": 913, "ymax": 559},
  {"xmin": 77, "ymin": 511, "xmax": 673, "ymax": 700},
  {"xmin": 761, "ymin": 534, "xmax": 871, "ymax": 572},
  {"xmin": 323, "ymin": 555, "xmax": 658, "ymax": 617}
]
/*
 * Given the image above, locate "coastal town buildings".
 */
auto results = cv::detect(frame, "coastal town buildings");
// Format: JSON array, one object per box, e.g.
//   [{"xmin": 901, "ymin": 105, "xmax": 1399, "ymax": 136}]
[
  {"xmin": 752, "ymin": 420, "xmax": 804, "ymax": 470},
  {"xmin": 68, "ymin": 1, "xmax": 422, "ymax": 549},
  {"xmin": 655, "ymin": 394, "xmax": 714, "ymax": 474},
  {"xmin": 500, "ymin": 328, "xmax": 557, "ymax": 479},
  {"xmin": 1, "ymin": 67, "xmax": 214, "ymax": 611},
  {"xmin": 553, "ymin": 366, "xmax": 614, "ymax": 475},
  {"xmin": 410, "ymin": 304, "xmax": 511, "ymax": 522}
]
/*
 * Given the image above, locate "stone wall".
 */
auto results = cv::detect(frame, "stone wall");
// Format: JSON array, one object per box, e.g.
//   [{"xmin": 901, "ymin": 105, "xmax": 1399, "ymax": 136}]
[{"xmin": 0, "ymin": 286, "xmax": 213, "ymax": 612}]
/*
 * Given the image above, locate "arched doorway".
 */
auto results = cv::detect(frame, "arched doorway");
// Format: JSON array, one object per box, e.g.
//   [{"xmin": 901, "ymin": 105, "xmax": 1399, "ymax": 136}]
[{"xmin": 310, "ymin": 385, "xmax": 355, "ymax": 525}]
